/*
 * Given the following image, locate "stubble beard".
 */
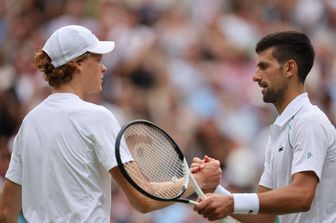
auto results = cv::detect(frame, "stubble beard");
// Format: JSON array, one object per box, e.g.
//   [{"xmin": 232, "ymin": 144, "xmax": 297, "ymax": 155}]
[{"xmin": 263, "ymin": 84, "xmax": 286, "ymax": 105}]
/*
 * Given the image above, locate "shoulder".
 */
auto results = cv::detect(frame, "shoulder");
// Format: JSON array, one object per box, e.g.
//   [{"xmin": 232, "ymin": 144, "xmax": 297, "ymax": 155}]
[
  {"xmin": 63, "ymin": 98, "xmax": 109, "ymax": 115},
  {"xmin": 69, "ymin": 101, "xmax": 117, "ymax": 123},
  {"xmin": 19, "ymin": 102, "xmax": 45, "ymax": 126},
  {"xmin": 293, "ymin": 104, "xmax": 335, "ymax": 136},
  {"xmin": 295, "ymin": 104, "xmax": 332, "ymax": 126}
]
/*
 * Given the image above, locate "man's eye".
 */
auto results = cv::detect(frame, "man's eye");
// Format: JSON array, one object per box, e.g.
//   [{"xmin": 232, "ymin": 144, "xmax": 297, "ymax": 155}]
[{"xmin": 259, "ymin": 64, "xmax": 267, "ymax": 70}]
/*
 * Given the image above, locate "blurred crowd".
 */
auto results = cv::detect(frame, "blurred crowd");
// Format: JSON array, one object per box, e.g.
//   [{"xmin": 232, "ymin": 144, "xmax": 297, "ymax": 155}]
[{"xmin": 0, "ymin": 0, "xmax": 336, "ymax": 222}]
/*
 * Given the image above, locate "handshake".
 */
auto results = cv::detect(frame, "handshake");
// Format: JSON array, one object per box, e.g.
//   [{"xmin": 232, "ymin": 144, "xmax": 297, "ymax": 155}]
[{"xmin": 190, "ymin": 156, "xmax": 258, "ymax": 222}]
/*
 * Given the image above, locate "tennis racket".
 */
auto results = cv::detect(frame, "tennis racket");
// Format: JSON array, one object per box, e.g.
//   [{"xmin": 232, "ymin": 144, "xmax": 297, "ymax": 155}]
[{"xmin": 115, "ymin": 119, "xmax": 235, "ymax": 223}]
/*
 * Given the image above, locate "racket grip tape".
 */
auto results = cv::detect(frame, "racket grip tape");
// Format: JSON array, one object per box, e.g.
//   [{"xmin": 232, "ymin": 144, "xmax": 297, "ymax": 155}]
[
  {"xmin": 183, "ymin": 159, "xmax": 235, "ymax": 223},
  {"xmin": 183, "ymin": 159, "xmax": 206, "ymax": 199}
]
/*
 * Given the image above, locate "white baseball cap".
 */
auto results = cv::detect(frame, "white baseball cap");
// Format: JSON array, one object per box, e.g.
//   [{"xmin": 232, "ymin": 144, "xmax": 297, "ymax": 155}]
[{"xmin": 42, "ymin": 25, "xmax": 115, "ymax": 68}]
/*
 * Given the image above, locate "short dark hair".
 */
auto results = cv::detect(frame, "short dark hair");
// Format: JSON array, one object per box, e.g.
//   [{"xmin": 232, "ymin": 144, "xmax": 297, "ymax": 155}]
[{"xmin": 255, "ymin": 31, "xmax": 315, "ymax": 83}]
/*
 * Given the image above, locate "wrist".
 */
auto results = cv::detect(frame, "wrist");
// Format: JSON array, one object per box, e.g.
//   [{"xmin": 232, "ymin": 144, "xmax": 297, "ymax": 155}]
[
  {"xmin": 192, "ymin": 173, "xmax": 205, "ymax": 191},
  {"xmin": 232, "ymin": 193, "xmax": 259, "ymax": 214},
  {"xmin": 214, "ymin": 185, "xmax": 232, "ymax": 195}
]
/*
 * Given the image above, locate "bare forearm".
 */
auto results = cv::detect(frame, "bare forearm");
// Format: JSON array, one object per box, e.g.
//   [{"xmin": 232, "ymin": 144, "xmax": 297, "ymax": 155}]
[
  {"xmin": 111, "ymin": 167, "xmax": 174, "ymax": 213},
  {"xmin": 231, "ymin": 183, "xmax": 314, "ymax": 222},
  {"xmin": 0, "ymin": 210, "xmax": 19, "ymax": 223},
  {"xmin": 0, "ymin": 180, "xmax": 22, "ymax": 223},
  {"xmin": 194, "ymin": 172, "xmax": 318, "ymax": 222},
  {"xmin": 259, "ymin": 185, "xmax": 313, "ymax": 214},
  {"xmin": 230, "ymin": 186, "xmax": 309, "ymax": 222},
  {"xmin": 231, "ymin": 214, "xmax": 275, "ymax": 223},
  {"xmin": 121, "ymin": 186, "xmax": 174, "ymax": 213}
]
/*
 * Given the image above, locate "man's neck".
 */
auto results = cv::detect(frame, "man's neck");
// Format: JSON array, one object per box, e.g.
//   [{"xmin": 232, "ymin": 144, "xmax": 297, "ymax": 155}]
[
  {"xmin": 275, "ymin": 86, "xmax": 305, "ymax": 115},
  {"xmin": 54, "ymin": 84, "xmax": 83, "ymax": 99}
]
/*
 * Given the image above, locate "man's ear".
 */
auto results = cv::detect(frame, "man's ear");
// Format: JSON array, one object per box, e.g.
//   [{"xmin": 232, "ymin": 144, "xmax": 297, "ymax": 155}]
[
  {"xmin": 70, "ymin": 60, "xmax": 82, "ymax": 73},
  {"xmin": 284, "ymin": 59, "xmax": 297, "ymax": 78}
]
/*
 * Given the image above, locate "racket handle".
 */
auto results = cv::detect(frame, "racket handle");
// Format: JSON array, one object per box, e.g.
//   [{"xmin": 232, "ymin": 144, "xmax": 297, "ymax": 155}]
[
  {"xmin": 220, "ymin": 216, "xmax": 237, "ymax": 223},
  {"xmin": 187, "ymin": 201, "xmax": 234, "ymax": 223},
  {"xmin": 183, "ymin": 159, "xmax": 236, "ymax": 223},
  {"xmin": 183, "ymin": 159, "xmax": 206, "ymax": 199},
  {"xmin": 187, "ymin": 200, "xmax": 199, "ymax": 206}
]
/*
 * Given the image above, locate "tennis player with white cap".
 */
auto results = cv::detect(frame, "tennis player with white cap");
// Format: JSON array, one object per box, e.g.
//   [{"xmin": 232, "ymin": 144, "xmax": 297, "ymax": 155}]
[{"xmin": 0, "ymin": 25, "xmax": 222, "ymax": 222}]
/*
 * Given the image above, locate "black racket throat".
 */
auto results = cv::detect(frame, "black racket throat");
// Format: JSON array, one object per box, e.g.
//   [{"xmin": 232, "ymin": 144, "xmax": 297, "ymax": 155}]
[{"xmin": 115, "ymin": 119, "xmax": 187, "ymax": 202}]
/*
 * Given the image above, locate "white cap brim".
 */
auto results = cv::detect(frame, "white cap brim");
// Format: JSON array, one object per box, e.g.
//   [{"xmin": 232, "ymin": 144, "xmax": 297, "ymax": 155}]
[
  {"xmin": 42, "ymin": 25, "xmax": 116, "ymax": 68},
  {"xmin": 88, "ymin": 41, "xmax": 115, "ymax": 54}
]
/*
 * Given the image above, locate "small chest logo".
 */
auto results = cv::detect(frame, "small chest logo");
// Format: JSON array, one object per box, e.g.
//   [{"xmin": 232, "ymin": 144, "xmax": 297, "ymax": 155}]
[{"xmin": 278, "ymin": 146, "xmax": 284, "ymax": 152}]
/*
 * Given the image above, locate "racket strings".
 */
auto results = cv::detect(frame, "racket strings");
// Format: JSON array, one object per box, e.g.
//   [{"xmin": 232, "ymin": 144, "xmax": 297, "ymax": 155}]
[{"xmin": 123, "ymin": 124, "xmax": 186, "ymax": 199}]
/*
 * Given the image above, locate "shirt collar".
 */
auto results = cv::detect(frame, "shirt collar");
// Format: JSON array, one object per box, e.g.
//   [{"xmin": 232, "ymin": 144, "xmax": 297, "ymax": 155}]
[{"xmin": 273, "ymin": 93, "xmax": 310, "ymax": 127}]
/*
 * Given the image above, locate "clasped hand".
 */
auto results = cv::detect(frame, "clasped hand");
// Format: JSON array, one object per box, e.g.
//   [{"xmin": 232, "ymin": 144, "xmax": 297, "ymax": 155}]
[
  {"xmin": 191, "ymin": 156, "xmax": 234, "ymax": 221},
  {"xmin": 190, "ymin": 156, "xmax": 221, "ymax": 194}
]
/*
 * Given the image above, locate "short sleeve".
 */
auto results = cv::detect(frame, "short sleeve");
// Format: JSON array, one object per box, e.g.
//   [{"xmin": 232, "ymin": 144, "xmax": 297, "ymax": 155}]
[
  {"xmin": 290, "ymin": 114, "xmax": 329, "ymax": 180},
  {"xmin": 5, "ymin": 132, "xmax": 23, "ymax": 185},
  {"xmin": 90, "ymin": 108, "xmax": 133, "ymax": 171}
]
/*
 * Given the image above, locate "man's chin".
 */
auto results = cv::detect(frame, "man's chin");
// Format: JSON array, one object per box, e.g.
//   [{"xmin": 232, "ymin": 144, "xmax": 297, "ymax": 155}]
[{"xmin": 263, "ymin": 95, "xmax": 274, "ymax": 104}]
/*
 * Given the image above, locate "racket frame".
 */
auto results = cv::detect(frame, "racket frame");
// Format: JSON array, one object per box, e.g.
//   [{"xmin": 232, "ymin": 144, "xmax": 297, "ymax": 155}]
[
  {"xmin": 115, "ymin": 119, "xmax": 190, "ymax": 203},
  {"xmin": 115, "ymin": 119, "xmax": 234, "ymax": 223}
]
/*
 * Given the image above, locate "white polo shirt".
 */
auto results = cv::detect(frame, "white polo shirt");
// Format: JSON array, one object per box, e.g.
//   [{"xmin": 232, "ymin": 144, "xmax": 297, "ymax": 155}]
[
  {"xmin": 6, "ymin": 93, "xmax": 132, "ymax": 223},
  {"xmin": 259, "ymin": 93, "xmax": 336, "ymax": 223}
]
